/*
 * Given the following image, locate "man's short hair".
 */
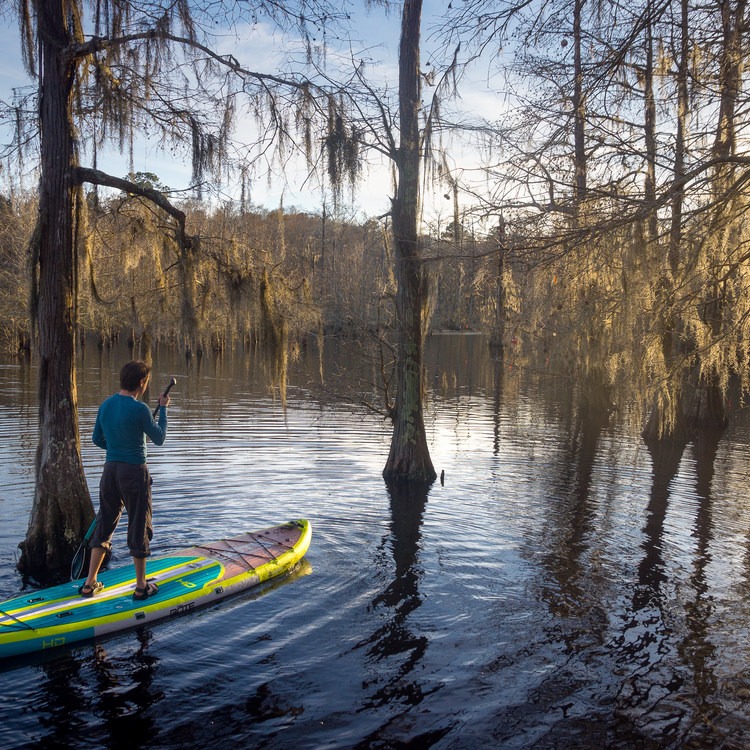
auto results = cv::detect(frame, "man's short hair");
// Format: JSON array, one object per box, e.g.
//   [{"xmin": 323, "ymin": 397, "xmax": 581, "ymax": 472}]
[{"xmin": 120, "ymin": 360, "xmax": 151, "ymax": 391}]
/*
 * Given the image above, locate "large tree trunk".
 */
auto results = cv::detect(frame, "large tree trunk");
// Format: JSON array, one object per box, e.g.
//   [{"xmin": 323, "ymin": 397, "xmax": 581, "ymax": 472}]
[
  {"xmin": 683, "ymin": 0, "xmax": 746, "ymax": 431},
  {"xmin": 669, "ymin": 0, "xmax": 689, "ymax": 275},
  {"xmin": 383, "ymin": 0, "xmax": 436, "ymax": 483},
  {"xmin": 642, "ymin": 0, "xmax": 686, "ymax": 443},
  {"xmin": 17, "ymin": 1, "xmax": 94, "ymax": 584},
  {"xmin": 572, "ymin": 0, "xmax": 587, "ymax": 211},
  {"xmin": 643, "ymin": 0, "xmax": 658, "ymax": 248}
]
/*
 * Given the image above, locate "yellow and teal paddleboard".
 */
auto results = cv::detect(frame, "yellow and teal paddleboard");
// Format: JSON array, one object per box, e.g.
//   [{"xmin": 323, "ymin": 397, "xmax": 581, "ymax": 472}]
[{"xmin": 0, "ymin": 519, "xmax": 311, "ymax": 660}]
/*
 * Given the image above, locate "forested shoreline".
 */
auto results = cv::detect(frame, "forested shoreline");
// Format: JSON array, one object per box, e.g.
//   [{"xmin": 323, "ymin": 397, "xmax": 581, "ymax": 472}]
[{"xmin": 0, "ymin": 185, "xmax": 507, "ymax": 356}]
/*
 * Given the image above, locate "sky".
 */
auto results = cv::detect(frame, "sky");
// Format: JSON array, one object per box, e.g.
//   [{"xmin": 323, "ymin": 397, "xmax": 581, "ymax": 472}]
[
  {"xmin": 0, "ymin": 4, "xmax": 398, "ymax": 220},
  {"xmin": 0, "ymin": 5, "xmax": 382, "ymax": 215},
  {"xmin": 0, "ymin": 1, "xmax": 492, "ymax": 224}
]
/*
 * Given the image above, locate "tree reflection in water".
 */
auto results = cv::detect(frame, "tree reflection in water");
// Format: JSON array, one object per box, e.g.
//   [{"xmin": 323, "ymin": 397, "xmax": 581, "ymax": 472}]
[
  {"xmin": 5, "ymin": 338, "xmax": 750, "ymax": 747},
  {"xmin": 357, "ymin": 480, "xmax": 430, "ymax": 709}
]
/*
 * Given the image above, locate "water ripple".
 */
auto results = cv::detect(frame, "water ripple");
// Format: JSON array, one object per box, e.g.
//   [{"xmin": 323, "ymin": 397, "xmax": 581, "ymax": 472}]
[{"xmin": 3, "ymin": 346, "xmax": 750, "ymax": 747}]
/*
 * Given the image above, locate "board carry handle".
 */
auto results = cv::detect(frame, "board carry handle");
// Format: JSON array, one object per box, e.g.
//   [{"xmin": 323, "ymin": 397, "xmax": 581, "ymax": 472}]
[{"xmin": 153, "ymin": 376, "xmax": 177, "ymax": 417}]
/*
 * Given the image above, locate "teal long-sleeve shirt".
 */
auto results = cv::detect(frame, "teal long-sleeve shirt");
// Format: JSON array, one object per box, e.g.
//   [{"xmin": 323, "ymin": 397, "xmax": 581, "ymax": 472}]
[{"xmin": 92, "ymin": 393, "xmax": 167, "ymax": 464}]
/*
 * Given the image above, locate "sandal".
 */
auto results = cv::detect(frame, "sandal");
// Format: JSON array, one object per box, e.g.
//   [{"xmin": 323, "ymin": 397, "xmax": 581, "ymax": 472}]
[
  {"xmin": 79, "ymin": 581, "xmax": 104, "ymax": 597},
  {"xmin": 133, "ymin": 581, "xmax": 159, "ymax": 601}
]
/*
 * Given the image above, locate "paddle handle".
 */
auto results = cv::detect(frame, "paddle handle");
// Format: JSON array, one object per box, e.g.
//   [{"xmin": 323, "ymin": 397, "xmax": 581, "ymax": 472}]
[{"xmin": 152, "ymin": 377, "xmax": 176, "ymax": 417}]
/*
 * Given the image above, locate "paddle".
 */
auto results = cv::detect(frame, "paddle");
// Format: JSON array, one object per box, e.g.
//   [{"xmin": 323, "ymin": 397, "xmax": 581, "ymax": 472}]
[
  {"xmin": 152, "ymin": 376, "xmax": 177, "ymax": 417},
  {"xmin": 71, "ymin": 514, "xmax": 98, "ymax": 580}
]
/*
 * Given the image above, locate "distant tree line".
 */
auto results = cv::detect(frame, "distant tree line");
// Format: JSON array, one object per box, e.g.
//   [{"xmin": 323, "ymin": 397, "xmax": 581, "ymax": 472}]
[{"xmin": 0, "ymin": 184, "xmax": 510, "ymax": 359}]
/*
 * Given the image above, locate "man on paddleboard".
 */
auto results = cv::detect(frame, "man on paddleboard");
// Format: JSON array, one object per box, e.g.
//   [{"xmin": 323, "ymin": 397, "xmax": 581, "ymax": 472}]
[{"xmin": 80, "ymin": 360, "xmax": 171, "ymax": 600}]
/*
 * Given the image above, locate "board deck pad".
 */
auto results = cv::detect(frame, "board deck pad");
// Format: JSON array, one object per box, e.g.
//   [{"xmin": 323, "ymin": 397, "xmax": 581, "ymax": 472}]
[{"xmin": 0, "ymin": 519, "xmax": 311, "ymax": 659}]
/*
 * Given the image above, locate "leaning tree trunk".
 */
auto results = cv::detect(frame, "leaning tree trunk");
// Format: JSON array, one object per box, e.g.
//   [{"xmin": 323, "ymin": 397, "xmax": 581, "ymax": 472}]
[
  {"xmin": 383, "ymin": 0, "xmax": 436, "ymax": 483},
  {"xmin": 17, "ymin": 1, "xmax": 94, "ymax": 583}
]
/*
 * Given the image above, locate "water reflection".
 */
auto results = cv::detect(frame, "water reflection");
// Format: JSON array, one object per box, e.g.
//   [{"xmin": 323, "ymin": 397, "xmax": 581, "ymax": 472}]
[
  {"xmin": 680, "ymin": 431, "xmax": 722, "ymax": 739},
  {"xmin": 91, "ymin": 630, "xmax": 162, "ymax": 748},
  {"xmin": 357, "ymin": 480, "xmax": 430, "ymax": 709},
  {"xmin": 6, "ymin": 338, "xmax": 750, "ymax": 747},
  {"xmin": 637, "ymin": 437, "xmax": 687, "ymax": 605},
  {"xmin": 616, "ymin": 429, "xmax": 724, "ymax": 743},
  {"xmin": 492, "ymin": 355, "xmax": 503, "ymax": 457},
  {"xmin": 538, "ymin": 378, "xmax": 612, "ymax": 620},
  {"xmin": 17, "ymin": 629, "xmax": 161, "ymax": 750},
  {"xmin": 612, "ymin": 435, "xmax": 687, "ymax": 740},
  {"xmin": 34, "ymin": 651, "xmax": 87, "ymax": 746}
]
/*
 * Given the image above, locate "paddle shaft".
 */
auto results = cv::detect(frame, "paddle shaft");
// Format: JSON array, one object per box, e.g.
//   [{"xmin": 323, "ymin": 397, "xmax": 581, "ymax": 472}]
[
  {"xmin": 70, "ymin": 513, "xmax": 98, "ymax": 580},
  {"xmin": 152, "ymin": 376, "xmax": 177, "ymax": 417}
]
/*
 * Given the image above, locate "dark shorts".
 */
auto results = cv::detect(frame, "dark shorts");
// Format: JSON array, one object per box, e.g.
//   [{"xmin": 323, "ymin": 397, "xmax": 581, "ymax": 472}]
[{"xmin": 90, "ymin": 461, "xmax": 153, "ymax": 558}]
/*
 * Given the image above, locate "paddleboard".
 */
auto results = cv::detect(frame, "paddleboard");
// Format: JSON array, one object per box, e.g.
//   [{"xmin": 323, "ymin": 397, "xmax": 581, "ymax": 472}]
[{"xmin": 0, "ymin": 519, "xmax": 311, "ymax": 659}]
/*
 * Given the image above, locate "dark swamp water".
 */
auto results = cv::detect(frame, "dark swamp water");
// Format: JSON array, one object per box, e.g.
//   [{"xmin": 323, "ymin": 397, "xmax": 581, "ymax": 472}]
[{"xmin": 2, "ymin": 334, "xmax": 750, "ymax": 748}]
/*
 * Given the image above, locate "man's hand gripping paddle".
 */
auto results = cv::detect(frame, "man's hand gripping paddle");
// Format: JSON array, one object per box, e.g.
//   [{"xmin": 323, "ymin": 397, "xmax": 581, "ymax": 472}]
[{"xmin": 153, "ymin": 376, "xmax": 177, "ymax": 417}]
